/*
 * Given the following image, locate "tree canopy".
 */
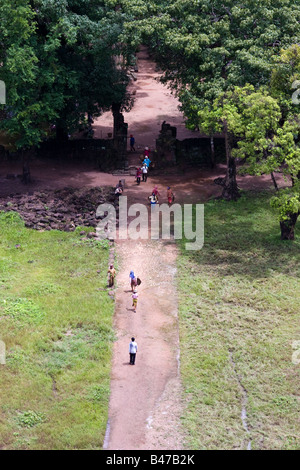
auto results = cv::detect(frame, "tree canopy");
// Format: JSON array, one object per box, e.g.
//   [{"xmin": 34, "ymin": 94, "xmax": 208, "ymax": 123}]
[
  {"xmin": 0, "ymin": 0, "xmax": 133, "ymax": 148},
  {"xmin": 142, "ymin": 0, "xmax": 300, "ymax": 121},
  {"xmin": 1, "ymin": 1, "xmax": 300, "ymax": 237}
]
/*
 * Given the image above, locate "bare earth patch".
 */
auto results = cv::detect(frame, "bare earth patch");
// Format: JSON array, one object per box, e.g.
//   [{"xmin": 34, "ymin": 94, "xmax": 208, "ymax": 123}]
[{"xmin": 104, "ymin": 234, "xmax": 186, "ymax": 450}]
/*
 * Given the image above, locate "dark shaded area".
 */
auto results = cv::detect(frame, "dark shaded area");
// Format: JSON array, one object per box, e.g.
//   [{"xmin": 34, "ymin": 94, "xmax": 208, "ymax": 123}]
[{"xmin": 179, "ymin": 191, "xmax": 300, "ymax": 281}]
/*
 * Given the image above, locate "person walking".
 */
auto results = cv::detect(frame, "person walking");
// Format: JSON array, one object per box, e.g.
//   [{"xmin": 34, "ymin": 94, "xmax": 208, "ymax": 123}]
[
  {"xmin": 129, "ymin": 337, "xmax": 138, "ymax": 365},
  {"xmin": 107, "ymin": 264, "xmax": 116, "ymax": 287},
  {"xmin": 167, "ymin": 186, "xmax": 175, "ymax": 206},
  {"xmin": 130, "ymin": 134, "xmax": 135, "ymax": 151},
  {"xmin": 132, "ymin": 289, "xmax": 138, "ymax": 312},
  {"xmin": 152, "ymin": 186, "xmax": 160, "ymax": 199},
  {"xmin": 143, "ymin": 156, "xmax": 151, "ymax": 168},
  {"xmin": 142, "ymin": 163, "xmax": 148, "ymax": 182},
  {"xmin": 116, "ymin": 180, "xmax": 124, "ymax": 191},
  {"xmin": 136, "ymin": 167, "xmax": 142, "ymax": 185},
  {"xmin": 148, "ymin": 192, "xmax": 158, "ymax": 206},
  {"xmin": 129, "ymin": 271, "xmax": 138, "ymax": 291},
  {"xmin": 114, "ymin": 180, "xmax": 123, "ymax": 197}
]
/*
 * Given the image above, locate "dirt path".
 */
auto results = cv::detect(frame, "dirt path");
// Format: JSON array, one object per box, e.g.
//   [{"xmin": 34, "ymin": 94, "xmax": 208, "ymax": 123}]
[
  {"xmin": 101, "ymin": 48, "xmax": 200, "ymax": 450},
  {"xmin": 93, "ymin": 45, "xmax": 197, "ymax": 149},
  {"xmin": 104, "ymin": 235, "xmax": 184, "ymax": 450}
]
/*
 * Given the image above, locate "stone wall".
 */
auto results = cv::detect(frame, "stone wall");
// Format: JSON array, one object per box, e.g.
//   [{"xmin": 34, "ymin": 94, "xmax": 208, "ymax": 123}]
[
  {"xmin": 1, "ymin": 136, "xmax": 126, "ymax": 172},
  {"xmin": 153, "ymin": 122, "xmax": 226, "ymax": 168},
  {"xmin": 175, "ymin": 137, "xmax": 226, "ymax": 166}
]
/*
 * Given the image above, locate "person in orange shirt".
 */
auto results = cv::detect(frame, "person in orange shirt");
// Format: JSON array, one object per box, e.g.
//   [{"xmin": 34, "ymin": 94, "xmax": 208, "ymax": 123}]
[{"xmin": 167, "ymin": 186, "xmax": 174, "ymax": 206}]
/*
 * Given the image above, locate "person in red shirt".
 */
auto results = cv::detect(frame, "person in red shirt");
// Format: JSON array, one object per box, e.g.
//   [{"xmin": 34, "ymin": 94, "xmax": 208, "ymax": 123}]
[
  {"xmin": 167, "ymin": 186, "xmax": 174, "ymax": 206},
  {"xmin": 152, "ymin": 186, "xmax": 160, "ymax": 199},
  {"xmin": 136, "ymin": 167, "xmax": 142, "ymax": 185}
]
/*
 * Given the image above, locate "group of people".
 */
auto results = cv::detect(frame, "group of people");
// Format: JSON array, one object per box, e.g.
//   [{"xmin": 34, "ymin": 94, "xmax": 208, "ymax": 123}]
[
  {"xmin": 129, "ymin": 270, "xmax": 141, "ymax": 365},
  {"xmin": 149, "ymin": 185, "xmax": 175, "ymax": 207},
  {"xmin": 135, "ymin": 164, "xmax": 148, "ymax": 184},
  {"xmin": 108, "ymin": 139, "xmax": 176, "ymax": 367},
  {"xmin": 107, "ymin": 266, "xmax": 139, "ymax": 365},
  {"xmin": 135, "ymin": 147, "xmax": 151, "ymax": 185}
]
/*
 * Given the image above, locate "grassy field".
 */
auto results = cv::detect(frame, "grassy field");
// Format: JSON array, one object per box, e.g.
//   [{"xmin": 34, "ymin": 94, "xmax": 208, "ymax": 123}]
[
  {"xmin": 177, "ymin": 191, "xmax": 300, "ymax": 450},
  {"xmin": 1, "ymin": 190, "xmax": 299, "ymax": 451},
  {"xmin": 0, "ymin": 211, "xmax": 114, "ymax": 450}
]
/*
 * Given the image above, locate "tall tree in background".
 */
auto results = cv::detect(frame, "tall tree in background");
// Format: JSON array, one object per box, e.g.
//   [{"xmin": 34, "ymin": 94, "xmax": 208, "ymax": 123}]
[
  {"xmin": 269, "ymin": 45, "xmax": 300, "ymax": 239},
  {"xmin": 148, "ymin": 0, "xmax": 300, "ymax": 106},
  {"xmin": 127, "ymin": 0, "xmax": 300, "ymax": 198},
  {"xmin": 199, "ymin": 82, "xmax": 300, "ymax": 239},
  {"xmin": 0, "ymin": 0, "xmax": 133, "ymax": 159}
]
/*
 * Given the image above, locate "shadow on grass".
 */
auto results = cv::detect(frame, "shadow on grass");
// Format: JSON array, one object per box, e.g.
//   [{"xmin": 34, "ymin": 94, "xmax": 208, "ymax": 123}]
[{"xmin": 179, "ymin": 191, "xmax": 300, "ymax": 280}]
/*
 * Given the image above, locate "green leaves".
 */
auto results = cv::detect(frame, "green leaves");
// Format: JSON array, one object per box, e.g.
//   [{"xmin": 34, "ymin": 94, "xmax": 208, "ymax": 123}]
[
  {"xmin": 16, "ymin": 410, "xmax": 46, "ymax": 428},
  {"xmin": 142, "ymin": 0, "xmax": 300, "ymax": 115},
  {"xmin": 0, "ymin": 0, "xmax": 134, "ymax": 149},
  {"xmin": 271, "ymin": 190, "xmax": 300, "ymax": 223}
]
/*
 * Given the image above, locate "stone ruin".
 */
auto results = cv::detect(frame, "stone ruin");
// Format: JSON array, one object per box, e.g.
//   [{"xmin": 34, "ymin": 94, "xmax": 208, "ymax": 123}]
[
  {"xmin": 155, "ymin": 121, "xmax": 177, "ymax": 167},
  {"xmin": 0, "ymin": 187, "xmax": 117, "ymax": 233}
]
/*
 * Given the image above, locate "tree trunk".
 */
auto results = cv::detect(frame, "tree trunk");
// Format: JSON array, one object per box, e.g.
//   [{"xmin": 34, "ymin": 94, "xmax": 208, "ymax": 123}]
[
  {"xmin": 56, "ymin": 117, "xmax": 69, "ymax": 142},
  {"xmin": 21, "ymin": 149, "xmax": 32, "ymax": 184},
  {"xmin": 271, "ymin": 172, "xmax": 278, "ymax": 191},
  {"xmin": 280, "ymin": 212, "xmax": 299, "ymax": 240},
  {"xmin": 210, "ymin": 135, "xmax": 215, "ymax": 168},
  {"xmin": 112, "ymin": 102, "xmax": 128, "ymax": 160},
  {"xmin": 222, "ymin": 121, "xmax": 240, "ymax": 201}
]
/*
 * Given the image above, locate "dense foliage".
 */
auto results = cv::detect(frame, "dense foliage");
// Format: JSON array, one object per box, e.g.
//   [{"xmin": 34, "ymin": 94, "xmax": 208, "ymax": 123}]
[
  {"xmin": 140, "ymin": 1, "xmax": 300, "ymax": 118},
  {"xmin": 1, "ymin": 1, "xmax": 300, "ymax": 236},
  {"xmin": 0, "ymin": 0, "xmax": 133, "ymax": 148}
]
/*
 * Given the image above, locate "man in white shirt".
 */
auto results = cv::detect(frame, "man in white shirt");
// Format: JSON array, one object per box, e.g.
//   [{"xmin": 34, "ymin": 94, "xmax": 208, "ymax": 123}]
[
  {"xmin": 129, "ymin": 337, "xmax": 138, "ymax": 365},
  {"xmin": 142, "ymin": 163, "xmax": 148, "ymax": 182}
]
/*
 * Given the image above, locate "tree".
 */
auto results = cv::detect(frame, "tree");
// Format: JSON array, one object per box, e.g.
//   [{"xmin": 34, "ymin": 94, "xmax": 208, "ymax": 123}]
[
  {"xmin": 129, "ymin": 0, "xmax": 300, "ymax": 197},
  {"xmin": 269, "ymin": 117, "xmax": 300, "ymax": 240},
  {"xmin": 197, "ymin": 85, "xmax": 282, "ymax": 201},
  {"xmin": 267, "ymin": 45, "xmax": 300, "ymax": 239},
  {"xmin": 149, "ymin": 0, "xmax": 300, "ymax": 104},
  {"xmin": 0, "ymin": 0, "xmax": 133, "ymax": 172},
  {"xmin": 197, "ymin": 94, "xmax": 242, "ymax": 200},
  {"xmin": 0, "ymin": 0, "xmax": 42, "ymax": 152},
  {"xmin": 198, "ymin": 82, "xmax": 300, "ymax": 238}
]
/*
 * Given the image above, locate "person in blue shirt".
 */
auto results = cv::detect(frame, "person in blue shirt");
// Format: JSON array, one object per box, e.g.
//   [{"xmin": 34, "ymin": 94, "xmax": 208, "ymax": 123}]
[
  {"xmin": 143, "ymin": 157, "xmax": 151, "ymax": 168},
  {"xmin": 130, "ymin": 134, "xmax": 135, "ymax": 151}
]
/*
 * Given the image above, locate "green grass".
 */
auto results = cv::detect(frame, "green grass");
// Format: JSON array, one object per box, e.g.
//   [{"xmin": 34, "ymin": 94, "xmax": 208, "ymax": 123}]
[
  {"xmin": 0, "ymin": 211, "xmax": 114, "ymax": 450},
  {"xmin": 177, "ymin": 191, "xmax": 300, "ymax": 450}
]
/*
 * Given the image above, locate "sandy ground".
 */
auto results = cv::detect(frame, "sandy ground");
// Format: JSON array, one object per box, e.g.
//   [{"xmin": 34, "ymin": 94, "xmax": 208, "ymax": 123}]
[
  {"xmin": 93, "ymin": 45, "xmax": 197, "ymax": 150},
  {"xmin": 0, "ymin": 47, "xmax": 289, "ymax": 451},
  {"xmin": 104, "ymin": 234, "xmax": 183, "ymax": 450}
]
